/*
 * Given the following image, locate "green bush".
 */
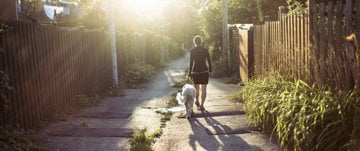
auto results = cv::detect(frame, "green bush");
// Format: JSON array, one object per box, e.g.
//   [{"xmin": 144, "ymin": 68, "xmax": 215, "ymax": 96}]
[
  {"xmin": 0, "ymin": 126, "xmax": 50, "ymax": 151},
  {"xmin": 130, "ymin": 128, "xmax": 154, "ymax": 151},
  {"xmin": 123, "ymin": 62, "xmax": 156, "ymax": 88},
  {"xmin": 241, "ymin": 72, "xmax": 360, "ymax": 151}
]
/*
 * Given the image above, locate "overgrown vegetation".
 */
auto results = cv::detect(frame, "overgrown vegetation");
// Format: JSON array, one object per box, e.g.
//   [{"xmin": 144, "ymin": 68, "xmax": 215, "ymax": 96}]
[
  {"xmin": 0, "ymin": 126, "xmax": 49, "ymax": 151},
  {"xmin": 130, "ymin": 128, "xmax": 154, "ymax": 151},
  {"xmin": 130, "ymin": 111, "xmax": 172, "ymax": 151},
  {"xmin": 122, "ymin": 62, "xmax": 156, "ymax": 88},
  {"xmin": 238, "ymin": 72, "xmax": 360, "ymax": 151},
  {"xmin": 130, "ymin": 95, "xmax": 175, "ymax": 151},
  {"xmin": 166, "ymin": 93, "xmax": 178, "ymax": 108},
  {"xmin": 76, "ymin": 94, "xmax": 101, "ymax": 109}
]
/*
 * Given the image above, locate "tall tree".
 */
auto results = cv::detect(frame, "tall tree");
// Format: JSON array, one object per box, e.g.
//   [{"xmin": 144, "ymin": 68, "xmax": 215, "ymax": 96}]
[{"xmin": 197, "ymin": 0, "xmax": 307, "ymax": 62}]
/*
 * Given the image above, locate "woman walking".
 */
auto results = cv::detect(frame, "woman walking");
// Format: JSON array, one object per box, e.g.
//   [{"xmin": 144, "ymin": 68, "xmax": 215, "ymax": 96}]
[{"xmin": 188, "ymin": 35, "xmax": 212, "ymax": 110}]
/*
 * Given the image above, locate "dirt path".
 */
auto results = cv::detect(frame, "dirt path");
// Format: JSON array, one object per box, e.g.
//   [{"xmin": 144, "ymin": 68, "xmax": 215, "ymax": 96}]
[{"xmin": 37, "ymin": 53, "xmax": 280, "ymax": 151}]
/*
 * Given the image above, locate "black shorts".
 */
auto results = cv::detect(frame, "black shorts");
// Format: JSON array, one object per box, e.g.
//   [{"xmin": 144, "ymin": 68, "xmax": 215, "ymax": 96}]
[{"xmin": 192, "ymin": 72, "xmax": 209, "ymax": 84}]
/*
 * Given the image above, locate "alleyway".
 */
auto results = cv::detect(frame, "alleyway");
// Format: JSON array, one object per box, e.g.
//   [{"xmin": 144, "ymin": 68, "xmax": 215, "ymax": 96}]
[{"xmin": 37, "ymin": 54, "xmax": 280, "ymax": 151}]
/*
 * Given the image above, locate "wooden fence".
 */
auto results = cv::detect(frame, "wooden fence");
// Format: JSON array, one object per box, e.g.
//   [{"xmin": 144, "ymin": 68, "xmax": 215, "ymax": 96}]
[
  {"xmin": 229, "ymin": 25, "xmax": 254, "ymax": 83},
  {"xmin": 308, "ymin": 0, "xmax": 360, "ymax": 90},
  {"xmin": 0, "ymin": 22, "xmax": 113, "ymax": 128},
  {"xmin": 240, "ymin": 0, "xmax": 360, "ymax": 90},
  {"xmin": 0, "ymin": 21, "xmax": 181, "ymax": 128},
  {"xmin": 252, "ymin": 7, "xmax": 310, "ymax": 80}
]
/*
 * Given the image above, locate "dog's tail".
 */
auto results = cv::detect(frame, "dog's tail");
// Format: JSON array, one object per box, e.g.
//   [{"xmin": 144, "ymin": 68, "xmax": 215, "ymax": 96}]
[{"xmin": 176, "ymin": 92, "xmax": 185, "ymax": 104}]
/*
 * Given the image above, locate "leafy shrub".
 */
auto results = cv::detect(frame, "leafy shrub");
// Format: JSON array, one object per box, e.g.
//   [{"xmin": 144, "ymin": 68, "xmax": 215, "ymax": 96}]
[
  {"xmin": 0, "ymin": 126, "xmax": 49, "ymax": 151},
  {"xmin": 130, "ymin": 128, "xmax": 154, "ymax": 151},
  {"xmin": 123, "ymin": 62, "xmax": 156, "ymax": 88},
  {"xmin": 76, "ymin": 94, "xmax": 101, "ymax": 109},
  {"xmin": 241, "ymin": 72, "xmax": 360, "ymax": 151}
]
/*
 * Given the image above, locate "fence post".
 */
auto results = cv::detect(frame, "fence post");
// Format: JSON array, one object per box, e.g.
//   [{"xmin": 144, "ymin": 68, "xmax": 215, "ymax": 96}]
[
  {"xmin": 279, "ymin": 6, "xmax": 286, "ymax": 74},
  {"xmin": 264, "ymin": 15, "xmax": 270, "ymax": 72},
  {"xmin": 252, "ymin": 17, "xmax": 257, "ymax": 25}
]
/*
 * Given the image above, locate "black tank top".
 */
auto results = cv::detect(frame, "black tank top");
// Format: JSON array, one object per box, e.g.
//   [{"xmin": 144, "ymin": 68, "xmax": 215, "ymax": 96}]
[{"xmin": 189, "ymin": 46, "xmax": 212, "ymax": 74}]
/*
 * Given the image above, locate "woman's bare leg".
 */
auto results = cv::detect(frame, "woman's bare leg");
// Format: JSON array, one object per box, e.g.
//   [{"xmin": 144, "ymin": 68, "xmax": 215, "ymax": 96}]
[
  {"xmin": 200, "ymin": 84, "xmax": 207, "ymax": 108},
  {"xmin": 194, "ymin": 84, "xmax": 200, "ymax": 107}
]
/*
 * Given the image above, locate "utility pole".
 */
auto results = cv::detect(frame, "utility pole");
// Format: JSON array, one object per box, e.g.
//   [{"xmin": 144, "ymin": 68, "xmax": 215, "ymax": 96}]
[
  {"xmin": 109, "ymin": 0, "xmax": 119, "ymax": 92},
  {"xmin": 222, "ymin": 0, "xmax": 229, "ymax": 71}
]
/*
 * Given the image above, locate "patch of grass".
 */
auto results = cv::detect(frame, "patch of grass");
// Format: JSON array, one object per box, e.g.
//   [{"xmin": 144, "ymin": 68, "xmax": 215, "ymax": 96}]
[
  {"xmin": 149, "ymin": 129, "xmax": 163, "ymax": 139},
  {"xmin": 160, "ymin": 111, "xmax": 172, "ymax": 129},
  {"xmin": 241, "ymin": 71, "xmax": 360, "ymax": 151},
  {"xmin": 130, "ymin": 128, "xmax": 154, "ymax": 151},
  {"xmin": 166, "ymin": 93, "xmax": 178, "ymax": 108},
  {"xmin": 229, "ymin": 91, "xmax": 244, "ymax": 103},
  {"xmin": 76, "ymin": 94, "xmax": 101, "ymax": 109},
  {"xmin": 130, "ymin": 95, "xmax": 174, "ymax": 150},
  {"xmin": 129, "ymin": 128, "xmax": 165, "ymax": 151}
]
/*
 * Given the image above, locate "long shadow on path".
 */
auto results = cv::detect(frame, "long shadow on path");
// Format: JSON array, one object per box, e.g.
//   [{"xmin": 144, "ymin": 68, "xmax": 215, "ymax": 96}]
[{"xmin": 188, "ymin": 109, "xmax": 263, "ymax": 151}]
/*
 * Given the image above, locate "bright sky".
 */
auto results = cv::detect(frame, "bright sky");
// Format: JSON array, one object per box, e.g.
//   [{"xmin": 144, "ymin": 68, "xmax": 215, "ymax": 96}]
[{"xmin": 123, "ymin": 0, "xmax": 166, "ymax": 15}]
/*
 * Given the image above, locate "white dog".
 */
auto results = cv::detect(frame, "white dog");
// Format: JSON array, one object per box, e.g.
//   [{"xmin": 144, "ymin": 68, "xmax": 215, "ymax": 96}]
[{"xmin": 176, "ymin": 84, "xmax": 196, "ymax": 118}]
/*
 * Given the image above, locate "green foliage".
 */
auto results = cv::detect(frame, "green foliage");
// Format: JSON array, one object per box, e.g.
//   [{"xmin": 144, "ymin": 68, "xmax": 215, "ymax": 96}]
[
  {"xmin": 130, "ymin": 128, "xmax": 154, "ymax": 151},
  {"xmin": 167, "ymin": 39, "xmax": 185, "ymax": 60},
  {"xmin": 241, "ymin": 72, "xmax": 360, "ymax": 151},
  {"xmin": 0, "ymin": 126, "xmax": 50, "ymax": 151},
  {"xmin": 122, "ymin": 62, "xmax": 156, "ymax": 88},
  {"xmin": 197, "ymin": 0, "xmax": 223, "ymax": 52},
  {"xmin": 255, "ymin": 0, "xmax": 288, "ymax": 21},
  {"xmin": 78, "ymin": 0, "xmax": 109, "ymax": 28},
  {"xmin": 149, "ymin": 129, "xmax": 163, "ymax": 139},
  {"xmin": 129, "ymin": 115, "xmax": 169, "ymax": 151},
  {"xmin": 133, "ymin": 96, "xmax": 174, "ymax": 150},
  {"xmin": 160, "ymin": 112, "xmax": 172, "ymax": 129},
  {"xmin": 76, "ymin": 94, "xmax": 101, "ymax": 109},
  {"xmin": 166, "ymin": 94, "xmax": 178, "ymax": 108},
  {"xmin": 286, "ymin": 0, "xmax": 307, "ymax": 15}
]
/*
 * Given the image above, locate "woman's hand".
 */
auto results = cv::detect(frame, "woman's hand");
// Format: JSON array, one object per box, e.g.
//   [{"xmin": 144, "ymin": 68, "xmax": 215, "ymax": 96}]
[{"xmin": 188, "ymin": 73, "xmax": 192, "ymax": 81}]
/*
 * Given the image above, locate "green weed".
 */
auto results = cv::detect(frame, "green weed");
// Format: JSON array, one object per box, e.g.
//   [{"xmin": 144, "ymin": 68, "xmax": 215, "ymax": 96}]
[
  {"xmin": 166, "ymin": 94, "xmax": 178, "ymax": 108},
  {"xmin": 130, "ymin": 95, "xmax": 174, "ymax": 151},
  {"xmin": 0, "ymin": 126, "xmax": 50, "ymax": 151},
  {"xmin": 76, "ymin": 94, "xmax": 101, "ymax": 109},
  {"xmin": 123, "ymin": 62, "xmax": 156, "ymax": 88},
  {"xmin": 130, "ymin": 128, "xmax": 154, "ymax": 151},
  {"xmin": 241, "ymin": 71, "xmax": 360, "ymax": 151}
]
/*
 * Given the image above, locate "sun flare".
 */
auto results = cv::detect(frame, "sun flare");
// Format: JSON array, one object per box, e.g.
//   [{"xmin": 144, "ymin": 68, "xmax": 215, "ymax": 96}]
[{"xmin": 125, "ymin": 0, "xmax": 165, "ymax": 14}]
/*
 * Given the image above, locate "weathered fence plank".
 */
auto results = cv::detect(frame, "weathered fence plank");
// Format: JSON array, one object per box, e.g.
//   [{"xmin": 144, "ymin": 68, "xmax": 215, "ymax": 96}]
[
  {"xmin": 0, "ymin": 22, "xmax": 113, "ymax": 128},
  {"xmin": 242, "ymin": 0, "xmax": 358, "ymax": 90}
]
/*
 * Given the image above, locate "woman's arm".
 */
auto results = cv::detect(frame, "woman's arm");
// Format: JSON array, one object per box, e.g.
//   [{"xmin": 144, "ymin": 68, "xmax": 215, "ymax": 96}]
[
  {"xmin": 207, "ymin": 49, "xmax": 212, "ymax": 73},
  {"xmin": 189, "ymin": 50, "xmax": 194, "ymax": 78}
]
